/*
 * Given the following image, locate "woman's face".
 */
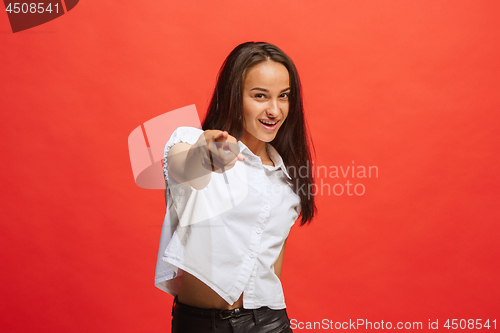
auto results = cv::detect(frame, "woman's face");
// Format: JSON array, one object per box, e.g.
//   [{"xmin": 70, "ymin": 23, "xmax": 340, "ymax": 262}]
[{"xmin": 241, "ymin": 60, "xmax": 290, "ymax": 144}]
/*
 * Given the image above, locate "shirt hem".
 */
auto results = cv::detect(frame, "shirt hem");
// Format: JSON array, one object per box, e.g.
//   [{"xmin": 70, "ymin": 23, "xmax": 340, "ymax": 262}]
[
  {"xmin": 164, "ymin": 256, "xmax": 240, "ymax": 305},
  {"xmin": 241, "ymin": 302, "xmax": 287, "ymax": 310}
]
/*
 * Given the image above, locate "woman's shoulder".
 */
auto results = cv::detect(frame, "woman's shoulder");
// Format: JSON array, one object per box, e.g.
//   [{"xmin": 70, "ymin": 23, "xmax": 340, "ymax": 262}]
[
  {"xmin": 163, "ymin": 127, "xmax": 204, "ymax": 181},
  {"xmin": 166, "ymin": 127, "xmax": 204, "ymax": 147},
  {"xmin": 171, "ymin": 126, "xmax": 204, "ymax": 139}
]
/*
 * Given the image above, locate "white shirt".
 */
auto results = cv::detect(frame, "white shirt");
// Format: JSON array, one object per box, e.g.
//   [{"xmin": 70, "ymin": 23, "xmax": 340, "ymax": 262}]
[{"xmin": 154, "ymin": 127, "xmax": 301, "ymax": 309}]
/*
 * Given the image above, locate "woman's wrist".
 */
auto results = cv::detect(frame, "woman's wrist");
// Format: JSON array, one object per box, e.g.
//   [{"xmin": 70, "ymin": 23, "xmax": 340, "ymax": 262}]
[{"xmin": 185, "ymin": 138, "xmax": 212, "ymax": 190}]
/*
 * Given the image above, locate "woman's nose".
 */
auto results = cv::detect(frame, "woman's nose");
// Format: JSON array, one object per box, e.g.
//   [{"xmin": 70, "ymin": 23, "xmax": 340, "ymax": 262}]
[{"xmin": 266, "ymin": 100, "xmax": 280, "ymax": 118}]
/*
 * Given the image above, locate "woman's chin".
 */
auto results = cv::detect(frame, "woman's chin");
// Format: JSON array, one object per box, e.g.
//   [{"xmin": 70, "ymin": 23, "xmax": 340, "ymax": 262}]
[
  {"xmin": 257, "ymin": 132, "xmax": 278, "ymax": 143},
  {"xmin": 242, "ymin": 128, "xmax": 279, "ymax": 144}
]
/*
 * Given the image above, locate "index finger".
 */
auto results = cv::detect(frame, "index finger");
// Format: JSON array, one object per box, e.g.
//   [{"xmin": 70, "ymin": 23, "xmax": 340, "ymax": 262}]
[
  {"xmin": 213, "ymin": 131, "xmax": 229, "ymax": 142},
  {"xmin": 222, "ymin": 141, "xmax": 243, "ymax": 161}
]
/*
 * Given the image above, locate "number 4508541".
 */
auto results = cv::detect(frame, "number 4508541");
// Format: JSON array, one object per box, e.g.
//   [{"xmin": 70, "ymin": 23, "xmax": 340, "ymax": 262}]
[
  {"xmin": 5, "ymin": 3, "xmax": 60, "ymax": 14},
  {"xmin": 443, "ymin": 319, "xmax": 496, "ymax": 330}
]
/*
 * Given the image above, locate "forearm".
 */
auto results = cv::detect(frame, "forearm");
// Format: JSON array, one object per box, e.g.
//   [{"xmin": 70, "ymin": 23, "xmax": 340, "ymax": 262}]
[
  {"xmin": 168, "ymin": 130, "xmax": 242, "ymax": 190},
  {"xmin": 184, "ymin": 144, "xmax": 212, "ymax": 190},
  {"xmin": 168, "ymin": 142, "xmax": 212, "ymax": 190}
]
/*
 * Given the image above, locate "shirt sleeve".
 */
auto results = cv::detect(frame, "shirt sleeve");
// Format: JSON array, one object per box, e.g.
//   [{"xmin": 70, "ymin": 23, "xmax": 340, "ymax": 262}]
[{"xmin": 162, "ymin": 126, "xmax": 204, "ymax": 182}]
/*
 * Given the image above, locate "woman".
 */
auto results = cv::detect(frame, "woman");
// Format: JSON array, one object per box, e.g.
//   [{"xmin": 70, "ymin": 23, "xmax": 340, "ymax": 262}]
[{"xmin": 155, "ymin": 42, "xmax": 316, "ymax": 333}]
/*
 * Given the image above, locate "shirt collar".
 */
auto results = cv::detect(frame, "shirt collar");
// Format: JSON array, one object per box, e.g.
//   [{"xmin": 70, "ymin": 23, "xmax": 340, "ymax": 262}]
[{"xmin": 237, "ymin": 141, "xmax": 292, "ymax": 180}]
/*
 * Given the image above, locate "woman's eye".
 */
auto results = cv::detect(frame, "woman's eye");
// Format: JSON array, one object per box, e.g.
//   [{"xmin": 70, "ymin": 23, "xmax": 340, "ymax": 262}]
[
  {"xmin": 280, "ymin": 93, "xmax": 289, "ymax": 99},
  {"xmin": 255, "ymin": 94, "xmax": 266, "ymax": 99}
]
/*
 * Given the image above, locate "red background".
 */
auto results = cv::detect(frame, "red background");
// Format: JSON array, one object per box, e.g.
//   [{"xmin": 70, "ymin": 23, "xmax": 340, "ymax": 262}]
[{"xmin": 1, "ymin": 1, "xmax": 499, "ymax": 332}]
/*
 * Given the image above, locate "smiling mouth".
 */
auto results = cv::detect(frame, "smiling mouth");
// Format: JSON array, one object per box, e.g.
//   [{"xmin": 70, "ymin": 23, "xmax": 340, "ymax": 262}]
[{"xmin": 259, "ymin": 119, "xmax": 279, "ymax": 125}]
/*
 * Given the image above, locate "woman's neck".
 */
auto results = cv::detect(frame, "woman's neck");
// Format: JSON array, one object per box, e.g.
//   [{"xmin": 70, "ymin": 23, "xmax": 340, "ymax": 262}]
[{"xmin": 240, "ymin": 134, "xmax": 272, "ymax": 165}]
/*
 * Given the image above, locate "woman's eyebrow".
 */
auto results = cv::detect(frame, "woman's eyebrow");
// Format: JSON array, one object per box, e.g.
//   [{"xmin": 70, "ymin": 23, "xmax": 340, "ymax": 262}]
[
  {"xmin": 250, "ymin": 87, "xmax": 269, "ymax": 92},
  {"xmin": 249, "ymin": 87, "xmax": 291, "ymax": 92}
]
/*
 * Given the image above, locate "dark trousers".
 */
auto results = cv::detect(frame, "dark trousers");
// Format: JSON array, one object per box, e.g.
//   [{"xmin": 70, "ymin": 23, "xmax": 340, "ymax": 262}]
[{"xmin": 171, "ymin": 296, "xmax": 293, "ymax": 333}]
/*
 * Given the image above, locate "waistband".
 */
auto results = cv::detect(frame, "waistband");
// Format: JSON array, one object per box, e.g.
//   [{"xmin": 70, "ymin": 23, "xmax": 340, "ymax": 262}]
[{"xmin": 172, "ymin": 295, "xmax": 278, "ymax": 321}]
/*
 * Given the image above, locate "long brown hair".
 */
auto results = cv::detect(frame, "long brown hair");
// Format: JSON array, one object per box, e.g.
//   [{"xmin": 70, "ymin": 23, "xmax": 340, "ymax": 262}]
[{"xmin": 202, "ymin": 42, "xmax": 316, "ymax": 225}]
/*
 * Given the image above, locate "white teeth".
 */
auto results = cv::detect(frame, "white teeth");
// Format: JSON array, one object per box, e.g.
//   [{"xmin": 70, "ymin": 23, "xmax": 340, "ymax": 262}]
[{"xmin": 260, "ymin": 120, "xmax": 278, "ymax": 125}]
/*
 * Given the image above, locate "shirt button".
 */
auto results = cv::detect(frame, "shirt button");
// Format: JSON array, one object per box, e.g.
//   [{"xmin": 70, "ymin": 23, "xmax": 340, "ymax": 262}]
[
  {"xmin": 264, "ymin": 205, "xmax": 269, "ymax": 210},
  {"xmin": 249, "ymin": 253, "xmax": 254, "ymax": 259},
  {"xmin": 255, "ymin": 228, "xmax": 261, "ymax": 234}
]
